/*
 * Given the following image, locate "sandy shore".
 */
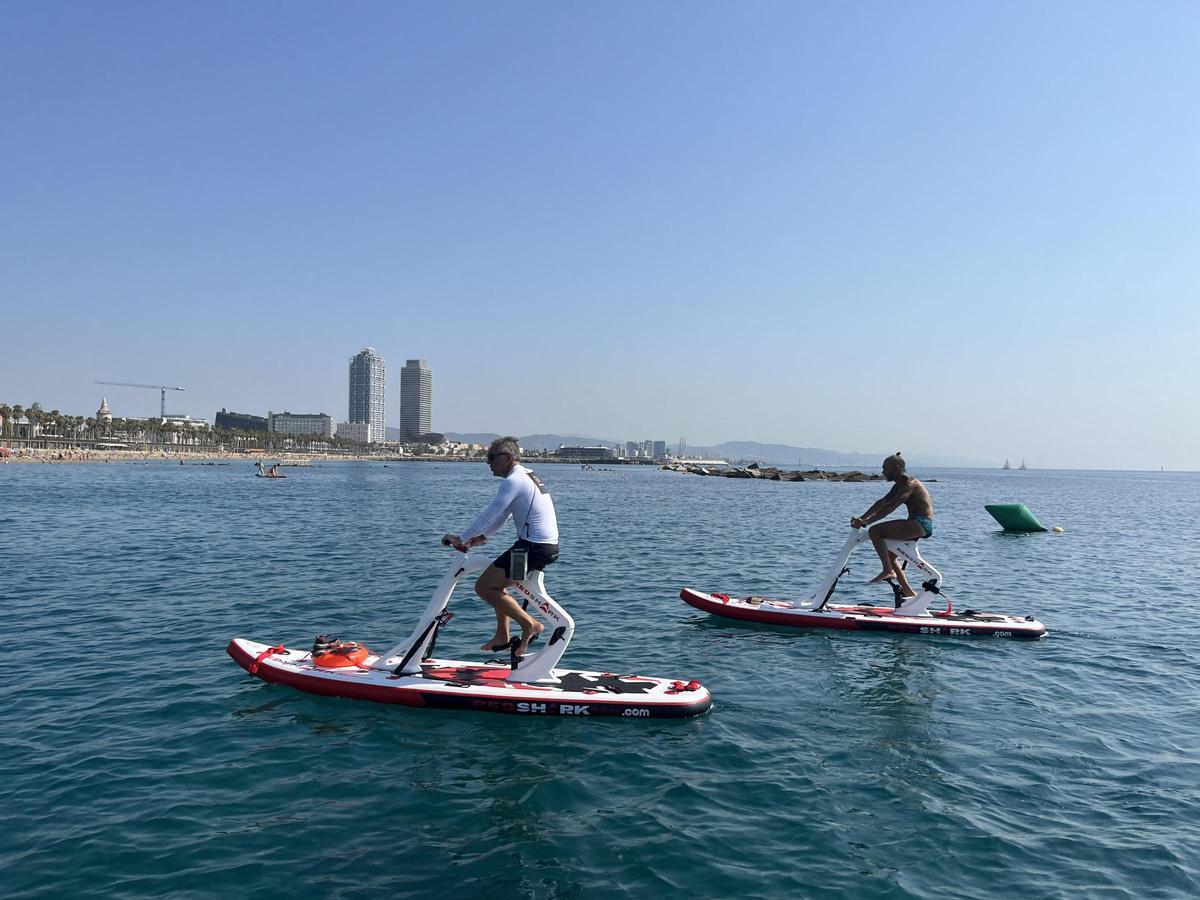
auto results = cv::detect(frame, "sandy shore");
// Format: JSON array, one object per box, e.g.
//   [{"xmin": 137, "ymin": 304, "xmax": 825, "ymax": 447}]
[
  {"xmin": 1, "ymin": 448, "xmax": 653, "ymax": 466},
  {"xmin": 0, "ymin": 448, "xmax": 428, "ymax": 465}
]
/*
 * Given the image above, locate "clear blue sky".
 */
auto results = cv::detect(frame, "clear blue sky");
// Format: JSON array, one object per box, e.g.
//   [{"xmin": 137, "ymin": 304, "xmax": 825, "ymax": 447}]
[{"xmin": 2, "ymin": 1, "xmax": 1196, "ymax": 469}]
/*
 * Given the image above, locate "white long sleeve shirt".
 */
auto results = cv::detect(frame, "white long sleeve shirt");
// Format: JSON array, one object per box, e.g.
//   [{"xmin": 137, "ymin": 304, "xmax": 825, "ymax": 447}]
[{"xmin": 460, "ymin": 464, "xmax": 559, "ymax": 545}]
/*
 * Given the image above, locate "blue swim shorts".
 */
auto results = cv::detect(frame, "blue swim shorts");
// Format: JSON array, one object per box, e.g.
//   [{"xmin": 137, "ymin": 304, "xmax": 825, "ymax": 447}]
[{"xmin": 911, "ymin": 516, "xmax": 933, "ymax": 538}]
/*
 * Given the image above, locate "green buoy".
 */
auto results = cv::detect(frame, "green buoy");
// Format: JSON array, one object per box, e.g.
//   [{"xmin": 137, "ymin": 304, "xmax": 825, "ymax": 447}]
[{"xmin": 985, "ymin": 503, "xmax": 1048, "ymax": 532}]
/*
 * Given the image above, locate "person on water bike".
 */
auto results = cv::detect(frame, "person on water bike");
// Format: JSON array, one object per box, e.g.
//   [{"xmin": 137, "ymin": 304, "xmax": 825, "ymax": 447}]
[
  {"xmin": 441, "ymin": 436, "xmax": 560, "ymax": 657},
  {"xmin": 850, "ymin": 453, "xmax": 933, "ymax": 599}
]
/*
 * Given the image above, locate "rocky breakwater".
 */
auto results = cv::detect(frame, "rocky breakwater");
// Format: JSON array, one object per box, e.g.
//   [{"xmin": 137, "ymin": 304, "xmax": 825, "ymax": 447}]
[{"xmin": 660, "ymin": 462, "xmax": 885, "ymax": 482}]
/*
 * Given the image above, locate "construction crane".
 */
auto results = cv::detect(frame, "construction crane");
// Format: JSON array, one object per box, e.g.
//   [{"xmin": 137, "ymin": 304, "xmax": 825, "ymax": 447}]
[{"xmin": 95, "ymin": 381, "xmax": 186, "ymax": 419}]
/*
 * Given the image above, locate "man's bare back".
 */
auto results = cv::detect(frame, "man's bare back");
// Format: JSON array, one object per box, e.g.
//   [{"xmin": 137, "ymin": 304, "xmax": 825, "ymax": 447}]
[{"xmin": 888, "ymin": 474, "xmax": 932, "ymax": 520}]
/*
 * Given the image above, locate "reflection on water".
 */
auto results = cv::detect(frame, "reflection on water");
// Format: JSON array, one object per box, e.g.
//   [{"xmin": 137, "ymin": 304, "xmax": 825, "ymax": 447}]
[{"xmin": 856, "ymin": 638, "xmax": 940, "ymax": 720}]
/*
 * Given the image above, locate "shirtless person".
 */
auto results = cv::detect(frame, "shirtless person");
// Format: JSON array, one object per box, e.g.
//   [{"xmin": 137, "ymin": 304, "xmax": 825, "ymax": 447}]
[
  {"xmin": 441, "ymin": 436, "xmax": 560, "ymax": 657},
  {"xmin": 850, "ymin": 453, "xmax": 933, "ymax": 598}
]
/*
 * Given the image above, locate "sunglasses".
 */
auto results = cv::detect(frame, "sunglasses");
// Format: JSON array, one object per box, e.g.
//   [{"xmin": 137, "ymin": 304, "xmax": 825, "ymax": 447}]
[{"xmin": 487, "ymin": 451, "xmax": 511, "ymax": 462}]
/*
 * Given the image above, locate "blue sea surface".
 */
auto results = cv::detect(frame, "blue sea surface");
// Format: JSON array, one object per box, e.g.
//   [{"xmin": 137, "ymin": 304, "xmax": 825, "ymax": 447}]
[{"xmin": 4, "ymin": 461, "xmax": 1199, "ymax": 898}]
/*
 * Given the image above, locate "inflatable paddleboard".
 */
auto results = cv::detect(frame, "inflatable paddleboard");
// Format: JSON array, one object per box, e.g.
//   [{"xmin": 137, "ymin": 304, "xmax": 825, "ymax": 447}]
[
  {"xmin": 681, "ymin": 526, "xmax": 1047, "ymax": 640},
  {"xmin": 680, "ymin": 589, "xmax": 1046, "ymax": 638},
  {"xmin": 254, "ymin": 473, "xmax": 287, "ymax": 478},
  {"xmin": 228, "ymin": 638, "xmax": 712, "ymax": 718}
]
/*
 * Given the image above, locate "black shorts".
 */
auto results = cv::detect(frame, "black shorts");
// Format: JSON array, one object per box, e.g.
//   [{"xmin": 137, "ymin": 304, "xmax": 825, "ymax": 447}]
[{"xmin": 494, "ymin": 539, "xmax": 559, "ymax": 580}]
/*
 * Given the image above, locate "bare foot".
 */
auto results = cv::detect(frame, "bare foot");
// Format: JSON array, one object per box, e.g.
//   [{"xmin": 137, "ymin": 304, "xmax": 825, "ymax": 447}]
[
  {"xmin": 868, "ymin": 571, "xmax": 896, "ymax": 584},
  {"xmin": 481, "ymin": 637, "xmax": 511, "ymax": 652},
  {"xmin": 515, "ymin": 622, "xmax": 544, "ymax": 656}
]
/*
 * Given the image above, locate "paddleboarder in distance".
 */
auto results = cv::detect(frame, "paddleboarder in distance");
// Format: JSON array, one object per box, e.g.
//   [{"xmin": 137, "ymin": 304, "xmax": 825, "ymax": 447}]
[
  {"xmin": 850, "ymin": 453, "xmax": 933, "ymax": 598},
  {"xmin": 441, "ymin": 436, "xmax": 560, "ymax": 657}
]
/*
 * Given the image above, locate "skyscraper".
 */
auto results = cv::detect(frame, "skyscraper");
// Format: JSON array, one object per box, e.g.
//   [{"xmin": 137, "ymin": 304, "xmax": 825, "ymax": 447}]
[
  {"xmin": 348, "ymin": 347, "xmax": 386, "ymax": 443},
  {"xmin": 400, "ymin": 359, "xmax": 432, "ymax": 440}
]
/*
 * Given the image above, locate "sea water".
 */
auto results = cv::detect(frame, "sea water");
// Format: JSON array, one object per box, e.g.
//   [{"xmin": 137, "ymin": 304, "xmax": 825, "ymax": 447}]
[{"xmin": 4, "ymin": 461, "xmax": 1198, "ymax": 898}]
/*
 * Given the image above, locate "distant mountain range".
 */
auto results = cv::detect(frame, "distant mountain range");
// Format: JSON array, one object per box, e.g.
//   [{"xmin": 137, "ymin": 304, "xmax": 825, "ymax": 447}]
[{"xmin": 427, "ymin": 433, "xmax": 985, "ymax": 468}]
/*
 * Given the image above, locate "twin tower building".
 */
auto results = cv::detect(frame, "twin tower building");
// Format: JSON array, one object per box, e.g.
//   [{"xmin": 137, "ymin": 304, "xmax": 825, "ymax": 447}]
[{"xmin": 344, "ymin": 348, "xmax": 430, "ymax": 445}]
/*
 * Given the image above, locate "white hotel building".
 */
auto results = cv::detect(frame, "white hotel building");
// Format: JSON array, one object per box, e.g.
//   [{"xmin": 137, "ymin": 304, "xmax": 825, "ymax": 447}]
[{"xmin": 348, "ymin": 347, "xmax": 387, "ymax": 444}]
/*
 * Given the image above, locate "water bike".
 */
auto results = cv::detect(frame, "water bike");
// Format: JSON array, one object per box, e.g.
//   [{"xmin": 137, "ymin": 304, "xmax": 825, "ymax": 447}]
[
  {"xmin": 680, "ymin": 526, "xmax": 1046, "ymax": 639},
  {"xmin": 228, "ymin": 545, "xmax": 712, "ymax": 718}
]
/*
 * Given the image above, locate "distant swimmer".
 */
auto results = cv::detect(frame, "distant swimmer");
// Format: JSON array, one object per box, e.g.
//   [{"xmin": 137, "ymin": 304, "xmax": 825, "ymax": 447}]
[
  {"xmin": 850, "ymin": 453, "xmax": 933, "ymax": 598},
  {"xmin": 441, "ymin": 436, "xmax": 560, "ymax": 656}
]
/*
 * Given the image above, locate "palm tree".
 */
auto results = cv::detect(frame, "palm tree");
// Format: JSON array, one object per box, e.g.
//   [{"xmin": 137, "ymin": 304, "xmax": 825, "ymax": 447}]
[
  {"xmin": 0, "ymin": 404, "xmax": 11, "ymax": 439},
  {"xmin": 24, "ymin": 407, "xmax": 41, "ymax": 444},
  {"xmin": 11, "ymin": 404, "xmax": 25, "ymax": 441}
]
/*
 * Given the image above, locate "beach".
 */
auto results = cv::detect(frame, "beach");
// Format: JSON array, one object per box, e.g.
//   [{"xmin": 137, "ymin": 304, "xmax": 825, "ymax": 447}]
[{"xmin": 0, "ymin": 446, "xmax": 448, "ymax": 465}]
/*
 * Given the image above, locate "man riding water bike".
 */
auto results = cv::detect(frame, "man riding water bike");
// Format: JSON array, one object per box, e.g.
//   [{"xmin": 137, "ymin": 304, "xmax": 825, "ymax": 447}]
[
  {"xmin": 850, "ymin": 453, "xmax": 933, "ymax": 599},
  {"xmin": 442, "ymin": 436, "xmax": 560, "ymax": 656}
]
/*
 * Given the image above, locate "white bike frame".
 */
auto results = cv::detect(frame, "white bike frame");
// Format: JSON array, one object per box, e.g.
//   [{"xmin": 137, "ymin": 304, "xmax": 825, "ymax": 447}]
[
  {"xmin": 806, "ymin": 527, "xmax": 944, "ymax": 616},
  {"xmin": 372, "ymin": 550, "xmax": 576, "ymax": 684}
]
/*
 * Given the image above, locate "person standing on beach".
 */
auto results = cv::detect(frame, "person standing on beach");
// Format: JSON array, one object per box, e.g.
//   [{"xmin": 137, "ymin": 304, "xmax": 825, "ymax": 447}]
[
  {"xmin": 441, "ymin": 436, "xmax": 560, "ymax": 656},
  {"xmin": 850, "ymin": 453, "xmax": 933, "ymax": 598}
]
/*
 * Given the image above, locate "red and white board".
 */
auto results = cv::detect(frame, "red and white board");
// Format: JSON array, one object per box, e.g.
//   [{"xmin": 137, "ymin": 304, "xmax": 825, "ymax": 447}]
[
  {"xmin": 680, "ymin": 589, "xmax": 1047, "ymax": 639},
  {"xmin": 228, "ymin": 638, "xmax": 713, "ymax": 719}
]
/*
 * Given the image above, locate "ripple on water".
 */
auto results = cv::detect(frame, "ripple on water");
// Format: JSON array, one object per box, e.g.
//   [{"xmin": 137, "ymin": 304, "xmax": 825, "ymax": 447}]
[{"xmin": 3, "ymin": 463, "xmax": 1200, "ymax": 898}]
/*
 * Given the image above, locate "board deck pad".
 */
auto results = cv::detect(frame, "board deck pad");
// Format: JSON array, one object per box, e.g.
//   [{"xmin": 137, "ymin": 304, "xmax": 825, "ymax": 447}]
[{"xmin": 419, "ymin": 665, "xmax": 660, "ymax": 694}]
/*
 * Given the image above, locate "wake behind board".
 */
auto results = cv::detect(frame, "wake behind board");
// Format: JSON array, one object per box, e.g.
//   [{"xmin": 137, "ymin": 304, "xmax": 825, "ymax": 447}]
[
  {"xmin": 228, "ymin": 638, "xmax": 712, "ymax": 719},
  {"xmin": 680, "ymin": 589, "xmax": 1046, "ymax": 639}
]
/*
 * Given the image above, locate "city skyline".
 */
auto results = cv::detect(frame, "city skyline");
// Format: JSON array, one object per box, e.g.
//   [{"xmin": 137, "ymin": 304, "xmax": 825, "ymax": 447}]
[{"xmin": 2, "ymin": 5, "xmax": 1197, "ymax": 470}]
